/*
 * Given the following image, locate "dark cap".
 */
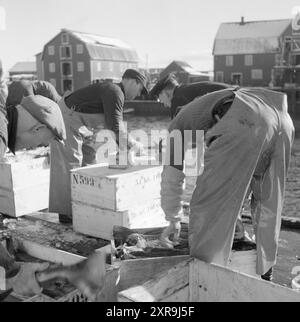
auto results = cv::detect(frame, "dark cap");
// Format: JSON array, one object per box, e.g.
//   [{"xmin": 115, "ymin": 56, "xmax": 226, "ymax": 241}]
[
  {"xmin": 149, "ymin": 73, "xmax": 178, "ymax": 98},
  {"xmin": 122, "ymin": 69, "xmax": 148, "ymax": 95},
  {"xmin": 21, "ymin": 95, "xmax": 66, "ymax": 141}
]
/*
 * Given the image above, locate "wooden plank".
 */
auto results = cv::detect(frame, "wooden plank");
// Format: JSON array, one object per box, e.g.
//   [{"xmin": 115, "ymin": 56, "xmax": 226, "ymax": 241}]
[
  {"xmin": 118, "ymin": 255, "xmax": 190, "ymax": 291},
  {"xmin": 281, "ymin": 216, "xmax": 300, "ymax": 230},
  {"xmin": 10, "ymin": 158, "xmax": 49, "ymax": 189},
  {"xmin": 0, "ymin": 156, "xmax": 50, "ymax": 217},
  {"xmin": 228, "ymin": 250, "xmax": 259, "ymax": 278},
  {"xmin": 0, "ymin": 157, "xmax": 49, "ymax": 190},
  {"xmin": 72, "ymin": 202, "xmax": 125, "ymax": 240},
  {"xmin": 118, "ymin": 258, "xmax": 191, "ymax": 302},
  {"xmin": 189, "ymin": 259, "xmax": 300, "ymax": 302},
  {"xmin": 72, "ymin": 199, "xmax": 168, "ymax": 240},
  {"xmin": 11, "ymin": 217, "xmax": 110, "ymax": 257},
  {"xmin": 17, "ymin": 239, "xmax": 86, "ymax": 266},
  {"xmin": 96, "ymin": 266, "xmax": 120, "ymax": 302},
  {"xmin": 71, "ymin": 165, "xmax": 162, "ymax": 211}
]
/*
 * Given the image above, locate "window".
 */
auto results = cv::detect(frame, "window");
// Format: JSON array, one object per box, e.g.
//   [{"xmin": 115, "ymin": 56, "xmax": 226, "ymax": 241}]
[
  {"xmin": 48, "ymin": 46, "xmax": 55, "ymax": 56},
  {"xmin": 275, "ymin": 54, "xmax": 281, "ymax": 65},
  {"xmin": 61, "ymin": 62, "xmax": 72, "ymax": 76},
  {"xmin": 77, "ymin": 62, "xmax": 85, "ymax": 72},
  {"xmin": 251, "ymin": 69, "xmax": 263, "ymax": 80},
  {"xmin": 49, "ymin": 63, "xmax": 56, "ymax": 73},
  {"xmin": 60, "ymin": 46, "xmax": 72, "ymax": 59},
  {"xmin": 245, "ymin": 55, "xmax": 253, "ymax": 66},
  {"xmin": 226, "ymin": 56, "xmax": 234, "ymax": 66},
  {"xmin": 97, "ymin": 62, "xmax": 102, "ymax": 72},
  {"xmin": 62, "ymin": 79, "xmax": 73, "ymax": 93},
  {"xmin": 109, "ymin": 62, "xmax": 114, "ymax": 72},
  {"xmin": 77, "ymin": 44, "xmax": 84, "ymax": 54},
  {"xmin": 231, "ymin": 73, "xmax": 243, "ymax": 85},
  {"xmin": 215, "ymin": 71, "xmax": 224, "ymax": 83},
  {"xmin": 49, "ymin": 78, "xmax": 56, "ymax": 88},
  {"xmin": 61, "ymin": 33, "xmax": 69, "ymax": 44}
]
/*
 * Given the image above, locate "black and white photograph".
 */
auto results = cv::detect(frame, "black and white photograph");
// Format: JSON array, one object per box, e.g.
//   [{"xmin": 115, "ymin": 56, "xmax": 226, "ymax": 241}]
[{"xmin": 0, "ymin": 0, "xmax": 300, "ymax": 306}]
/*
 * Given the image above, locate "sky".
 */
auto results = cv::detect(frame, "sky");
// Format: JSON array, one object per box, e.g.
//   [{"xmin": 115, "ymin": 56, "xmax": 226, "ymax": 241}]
[{"xmin": 0, "ymin": 0, "xmax": 300, "ymax": 73}]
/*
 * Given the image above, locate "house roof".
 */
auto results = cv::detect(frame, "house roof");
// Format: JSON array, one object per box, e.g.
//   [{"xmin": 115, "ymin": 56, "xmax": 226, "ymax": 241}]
[
  {"xmin": 9, "ymin": 62, "xmax": 36, "ymax": 74},
  {"xmin": 213, "ymin": 19, "xmax": 291, "ymax": 55},
  {"xmin": 43, "ymin": 29, "xmax": 139, "ymax": 62},
  {"xmin": 166, "ymin": 61, "xmax": 209, "ymax": 76}
]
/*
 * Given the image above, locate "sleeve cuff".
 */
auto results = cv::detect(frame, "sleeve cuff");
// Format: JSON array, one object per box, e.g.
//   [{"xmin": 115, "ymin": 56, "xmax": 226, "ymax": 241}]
[{"xmin": 161, "ymin": 165, "xmax": 185, "ymax": 222}]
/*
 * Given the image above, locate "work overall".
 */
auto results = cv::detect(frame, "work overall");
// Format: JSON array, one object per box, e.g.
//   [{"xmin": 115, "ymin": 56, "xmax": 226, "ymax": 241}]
[
  {"xmin": 189, "ymin": 88, "xmax": 294, "ymax": 275},
  {"xmin": 49, "ymin": 98, "xmax": 106, "ymax": 217}
]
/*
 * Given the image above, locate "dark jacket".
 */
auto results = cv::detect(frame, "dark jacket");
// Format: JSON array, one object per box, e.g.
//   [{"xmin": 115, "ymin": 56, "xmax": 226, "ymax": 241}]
[
  {"xmin": 65, "ymin": 82, "xmax": 125, "ymax": 136},
  {"xmin": 171, "ymin": 81, "xmax": 232, "ymax": 119}
]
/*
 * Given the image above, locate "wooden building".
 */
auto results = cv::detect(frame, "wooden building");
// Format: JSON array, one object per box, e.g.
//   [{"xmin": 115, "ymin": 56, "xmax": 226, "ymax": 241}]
[
  {"xmin": 160, "ymin": 61, "xmax": 210, "ymax": 85},
  {"xmin": 213, "ymin": 18, "xmax": 292, "ymax": 87},
  {"xmin": 9, "ymin": 62, "xmax": 37, "ymax": 81},
  {"xmin": 41, "ymin": 29, "xmax": 139, "ymax": 94}
]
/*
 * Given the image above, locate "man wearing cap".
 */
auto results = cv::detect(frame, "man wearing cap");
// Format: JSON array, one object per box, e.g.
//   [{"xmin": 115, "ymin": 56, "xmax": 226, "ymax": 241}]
[
  {"xmin": 151, "ymin": 75, "xmax": 251, "ymax": 243},
  {"xmin": 0, "ymin": 94, "xmax": 66, "ymax": 300},
  {"xmin": 49, "ymin": 69, "xmax": 148, "ymax": 223},
  {"xmin": 6, "ymin": 80, "xmax": 61, "ymax": 108},
  {"xmin": 150, "ymin": 74, "xmax": 232, "ymax": 119}
]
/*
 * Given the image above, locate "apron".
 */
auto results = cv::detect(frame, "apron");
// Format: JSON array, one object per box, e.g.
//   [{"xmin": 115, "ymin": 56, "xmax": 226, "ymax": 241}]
[
  {"xmin": 49, "ymin": 98, "xmax": 106, "ymax": 217},
  {"xmin": 189, "ymin": 88, "xmax": 294, "ymax": 275}
]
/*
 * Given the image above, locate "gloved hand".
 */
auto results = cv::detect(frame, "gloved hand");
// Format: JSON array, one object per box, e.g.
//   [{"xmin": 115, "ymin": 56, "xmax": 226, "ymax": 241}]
[
  {"xmin": 160, "ymin": 221, "xmax": 181, "ymax": 248},
  {"xmin": 7, "ymin": 262, "xmax": 50, "ymax": 297}
]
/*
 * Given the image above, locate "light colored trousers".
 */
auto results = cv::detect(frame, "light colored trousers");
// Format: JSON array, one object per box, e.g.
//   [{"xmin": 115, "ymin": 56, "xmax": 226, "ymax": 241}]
[
  {"xmin": 49, "ymin": 98, "xmax": 105, "ymax": 217},
  {"xmin": 189, "ymin": 88, "xmax": 294, "ymax": 275}
]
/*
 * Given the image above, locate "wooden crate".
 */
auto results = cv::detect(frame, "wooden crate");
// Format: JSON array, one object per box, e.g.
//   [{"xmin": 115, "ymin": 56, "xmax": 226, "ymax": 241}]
[
  {"xmin": 72, "ymin": 199, "xmax": 168, "ymax": 240},
  {"xmin": 118, "ymin": 257, "xmax": 300, "ymax": 302},
  {"xmin": 71, "ymin": 164, "xmax": 162, "ymax": 212},
  {"xmin": 0, "ymin": 156, "xmax": 50, "ymax": 217},
  {"xmin": 2, "ymin": 217, "xmax": 119, "ymax": 302}
]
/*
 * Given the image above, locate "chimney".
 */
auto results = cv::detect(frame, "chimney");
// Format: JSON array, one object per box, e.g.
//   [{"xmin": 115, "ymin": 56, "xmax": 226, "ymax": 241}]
[{"xmin": 240, "ymin": 16, "xmax": 245, "ymax": 25}]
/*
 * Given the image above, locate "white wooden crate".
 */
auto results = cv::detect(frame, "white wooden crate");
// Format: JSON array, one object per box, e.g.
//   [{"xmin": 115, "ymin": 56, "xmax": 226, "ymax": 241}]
[
  {"xmin": 0, "ymin": 156, "xmax": 50, "ymax": 217},
  {"xmin": 72, "ymin": 199, "xmax": 168, "ymax": 240},
  {"xmin": 71, "ymin": 165, "xmax": 163, "ymax": 212}
]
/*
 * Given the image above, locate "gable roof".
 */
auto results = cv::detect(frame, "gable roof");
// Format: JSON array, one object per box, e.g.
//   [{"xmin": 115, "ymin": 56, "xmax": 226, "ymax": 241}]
[
  {"xmin": 166, "ymin": 61, "xmax": 208, "ymax": 76},
  {"xmin": 42, "ymin": 29, "xmax": 139, "ymax": 63},
  {"xmin": 9, "ymin": 62, "xmax": 36, "ymax": 74},
  {"xmin": 213, "ymin": 19, "xmax": 291, "ymax": 55}
]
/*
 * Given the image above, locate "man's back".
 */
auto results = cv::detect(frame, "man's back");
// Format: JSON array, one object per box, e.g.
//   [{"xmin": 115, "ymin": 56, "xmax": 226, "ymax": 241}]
[
  {"xmin": 171, "ymin": 81, "xmax": 232, "ymax": 118},
  {"xmin": 65, "ymin": 81, "xmax": 125, "ymax": 114}
]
